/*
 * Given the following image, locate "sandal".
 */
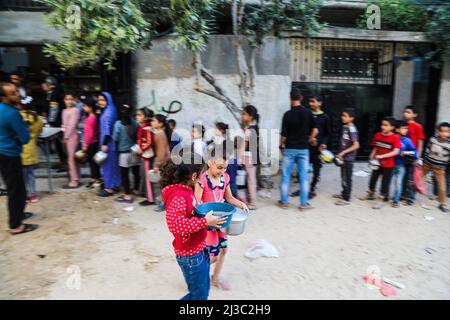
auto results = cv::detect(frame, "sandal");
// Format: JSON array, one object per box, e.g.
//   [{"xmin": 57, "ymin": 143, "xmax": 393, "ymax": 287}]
[
  {"xmin": 115, "ymin": 196, "xmax": 134, "ymax": 204},
  {"xmin": 298, "ymin": 204, "xmax": 315, "ymax": 211},
  {"xmin": 10, "ymin": 223, "xmax": 39, "ymax": 235},
  {"xmin": 276, "ymin": 201, "xmax": 289, "ymax": 209},
  {"xmin": 62, "ymin": 183, "xmax": 83, "ymax": 189},
  {"xmin": 96, "ymin": 189, "xmax": 115, "ymax": 197}
]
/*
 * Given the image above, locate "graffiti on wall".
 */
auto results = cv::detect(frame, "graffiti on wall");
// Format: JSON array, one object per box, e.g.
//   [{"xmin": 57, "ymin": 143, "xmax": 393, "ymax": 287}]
[{"xmin": 141, "ymin": 89, "xmax": 183, "ymax": 115}]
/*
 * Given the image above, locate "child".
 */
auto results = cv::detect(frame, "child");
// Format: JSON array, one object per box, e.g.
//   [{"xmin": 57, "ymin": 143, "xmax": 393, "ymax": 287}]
[
  {"xmin": 403, "ymin": 105, "xmax": 426, "ymax": 205},
  {"xmin": 151, "ymin": 114, "xmax": 171, "ymax": 212},
  {"xmin": 194, "ymin": 147, "xmax": 248, "ymax": 291},
  {"xmin": 391, "ymin": 120, "xmax": 417, "ymax": 208},
  {"xmin": 334, "ymin": 108, "xmax": 359, "ymax": 206},
  {"xmin": 61, "ymin": 93, "xmax": 81, "ymax": 189},
  {"xmin": 113, "ymin": 104, "xmax": 141, "ymax": 203},
  {"xmin": 291, "ymin": 95, "xmax": 330, "ymax": 199},
  {"xmin": 241, "ymin": 105, "xmax": 260, "ymax": 210},
  {"xmin": 361, "ymin": 116, "xmax": 401, "ymax": 209},
  {"xmin": 422, "ymin": 122, "xmax": 450, "ymax": 213},
  {"xmin": 136, "ymin": 107, "xmax": 155, "ymax": 206},
  {"xmin": 192, "ymin": 123, "xmax": 207, "ymax": 158},
  {"xmin": 81, "ymin": 96, "xmax": 101, "ymax": 188},
  {"xmin": 168, "ymin": 119, "xmax": 182, "ymax": 151},
  {"xmin": 161, "ymin": 152, "xmax": 226, "ymax": 300},
  {"xmin": 20, "ymin": 100, "xmax": 44, "ymax": 203}
]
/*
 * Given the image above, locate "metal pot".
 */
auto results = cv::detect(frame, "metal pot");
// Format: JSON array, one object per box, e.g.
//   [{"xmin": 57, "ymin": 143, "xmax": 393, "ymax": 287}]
[
  {"xmin": 94, "ymin": 151, "xmax": 108, "ymax": 165},
  {"xmin": 236, "ymin": 170, "xmax": 247, "ymax": 186},
  {"xmin": 147, "ymin": 169, "xmax": 161, "ymax": 183},
  {"xmin": 334, "ymin": 156, "xmax": 344, "ymax": 167},
  {"xmin": 131, "ymin": 144, "xmax": 141, "ymax": 155},
  {"xmin": 75, "ymin": 149, "xmax": 87, "ymax": 163},
  {"xmin": 369, "ymin": 159, "xmax": 381, "ymax": 171},
  {"xmin": 220, "ymin": 208, "xmax": 248, "ymax": 236}
]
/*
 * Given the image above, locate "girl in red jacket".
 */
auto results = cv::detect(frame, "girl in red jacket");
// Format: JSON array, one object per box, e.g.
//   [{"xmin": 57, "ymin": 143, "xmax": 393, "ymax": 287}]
[
  {"xmin": 161, "ymin": 152, "xmax": 226, "ymax": 300},
  {"xmin": 136, "ymin": 108, "xmax": 155, "ymax": 206}
]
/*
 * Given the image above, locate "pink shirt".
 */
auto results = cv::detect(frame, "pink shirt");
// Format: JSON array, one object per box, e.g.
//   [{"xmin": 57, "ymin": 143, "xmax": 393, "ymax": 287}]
[
  {"xmin": 62, "ymin": 107, "xmax": 80, "ymax": 140},
  {"xmin": 198, "ymin": 172, "xmax": 230, "ymax": 246},
  {"xmin": 83, "ymin": 114, "xmax": 99, "ymax": 148}
]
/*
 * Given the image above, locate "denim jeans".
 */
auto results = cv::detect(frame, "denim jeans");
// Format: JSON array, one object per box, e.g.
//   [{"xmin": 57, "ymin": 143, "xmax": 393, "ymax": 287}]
[
  {"xmin": 280, "ymin": 149, "xmax": 310, "ymax": 206},
  {"xmin": 176, "ymin": 249, "xmax": 210, "ymax": 300},
  {"xmin": 402, "ymin": 164, "xmax": 416, "ymax": 201},
  {"xmin": 341, "ymin": 161, "xmax": 354, "ymax": 201},
  {"xmin": 391, "ymin": 165, "xmax": 406, "ymax": 203},
  {"xmin": 22, "ymin": 165, "xmax": 36, "ymax": 196}
]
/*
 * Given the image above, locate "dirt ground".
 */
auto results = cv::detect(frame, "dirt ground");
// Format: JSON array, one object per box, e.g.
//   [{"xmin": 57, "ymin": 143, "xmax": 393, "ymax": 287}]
[{"xmin": 1, "ymin": 162, "xmax": 449, "ymax": 300}]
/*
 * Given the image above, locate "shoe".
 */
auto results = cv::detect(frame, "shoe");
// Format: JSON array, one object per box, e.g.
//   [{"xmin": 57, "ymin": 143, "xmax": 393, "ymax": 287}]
[
  {"xmin": 29, "ymin": 195, "xmax": 40, "ymax": 203},
  {"xmin": 276, "ymin": 201, "xmax": 289, "ymax": 209},
  {"xmin": 438, "ymin": 205, "xmax": 450, "ymax": 214},
  {"xmin": 332, "ymin": 194, "xmax": 344, "ymax": 199},
  {"xmin": 372, "ymin": 201, "xmax": 385, "ymax": 210},
  {"xmin": 9, "ymin": 223, "xmax": 39, "ymax": 235},
  {"xmin": 96, "ymin": 189, "xmax": 114, "ymax": 197},
  {"xmin": 405, "ymin": 200, "xmax": 414, "ymax": 206},
  {"xmin": 391, "ymin": 201, "xmax": 399, "ymax": 208},
  {"xmin": 308, "ymin": 191, "xmax": 317, "ymax": 200},
  {"xmin": 335, "ymin": 199, "xmax": 350, "ymax": 206},
  {"xmin": 115, "ymin": 196, "xmax": 134, "ymax": 204},
  {"xmin": 298, "ymin": 203, "xmax": 314, "ymax": 211},
  {"xmin": 359, "ymin": 192, "xmax": 375, "ymax": 201},
  {"xmin": 154, "ymin": 203, "xmax": 166, "ymax": 212},
  {"xmin": 139, "ymin": 200, "xmax": 155, "ymax": 206},
  {"xmin": 290, "ymin": 190, "xmax": 300, "ymax": 197}
]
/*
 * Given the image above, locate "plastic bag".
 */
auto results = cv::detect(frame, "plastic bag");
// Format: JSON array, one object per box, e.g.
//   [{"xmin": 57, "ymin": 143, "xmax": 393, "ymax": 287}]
[
  {"xmin": 244, "ymin": 239, "xmax": 279, "ymax": 259},
  {"xmin": 414, "ymin": 165, "xmax": 426, "ymax": 195}
]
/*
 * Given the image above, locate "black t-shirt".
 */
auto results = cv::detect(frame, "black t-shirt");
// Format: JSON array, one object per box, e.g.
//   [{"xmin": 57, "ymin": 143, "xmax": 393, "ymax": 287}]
[{"xmin": 281, "ymin": 105, "xmax": 317, "ymax": 150}]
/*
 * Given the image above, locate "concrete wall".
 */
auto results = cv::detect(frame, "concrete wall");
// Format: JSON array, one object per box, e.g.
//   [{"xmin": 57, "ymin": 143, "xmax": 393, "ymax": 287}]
[
  {"xmin": 392, "ymin": 60, "xmax": 414, "ymax": 119},
  {"xmin": 134, "ymin": 35, "xmax": 291, "ymax": 137},
  {"xmin": 437, "ymin": 61, "xmax": 450, "ymax": 123}
]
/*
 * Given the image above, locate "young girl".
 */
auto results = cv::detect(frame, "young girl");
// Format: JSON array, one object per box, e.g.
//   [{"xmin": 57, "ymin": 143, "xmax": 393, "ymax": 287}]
[
  {"xmin": 20, "ymin": 100, "xmax": 43, "ymax": 203},
  {"xmin": 81, "ymin": 96, "xmax": 101, "ymax": 188},
  {"xmin": 161, "ymin": 152, "xmax": 226, "ymax": 300},
  {"xmin": 194, "ymin": 148, "xmax": 249, "ymax": 291},
  {"xmin": 241, "ymin": 105, "xmax": 260, "ymax": 210},
  {"xmin": 151, "ymin": 114, "xmax": 171, "ymax": 212},
  {"xmin": 192, "ymin": 123, "xmax": 207, "ymax": 158},
  {"xmin": 136, "ymin": 107, "xmax": 155, "ymax": 206},
  {"xmin": 96, "ymin": 91, "xmax": 121, "ymax": 196},
  {"xmin": 61, "ymin": 93, "xmax": 81, "ymax": 189},
  {"xmin": 113, "ymin": 104, "xmax": 141, "ymax": 203}
]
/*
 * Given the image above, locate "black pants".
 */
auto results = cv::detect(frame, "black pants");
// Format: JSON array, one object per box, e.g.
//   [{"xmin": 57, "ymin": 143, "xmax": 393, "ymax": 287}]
[
  {"xmin": 0, "ymin": 155, "xmax": 27, "ymax": 229},
  {"xmin": 53, "ymin": 133, "xmax": 66, "ymax": 163},
  {"xmin": 120, "ymin": 166, "xmax": 140, "ymax": 195},
  {"xmin": 341, "ymin": 161, "xmax": 354, "ymax": 201},
  {"xmin": 310, "ymin": 146, "xmax": 322, "ymax": 192},
  {"xmin": 369, "ymin": 167, "xmax": 394, "ymax": 201},
  {"xmin": 86, "ymin": 142, "xmax": 101, "ymax": 179},
  {"xmin": 402, "ymin": 164, "xmax": 416, "ymax": 201}
]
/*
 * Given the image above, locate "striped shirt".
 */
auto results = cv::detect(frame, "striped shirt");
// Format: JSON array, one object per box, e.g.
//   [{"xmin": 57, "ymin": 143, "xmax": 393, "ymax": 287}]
[{"xmin": 424, "ymin": 135, "xmax": 450, "ymax": 169}]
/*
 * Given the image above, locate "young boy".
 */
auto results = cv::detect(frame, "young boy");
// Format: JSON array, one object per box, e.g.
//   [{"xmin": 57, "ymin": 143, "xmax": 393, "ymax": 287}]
[
  {"xmin": 361, "ymin": 117, "xmax": 401, "ymax": 209},
  {"xmin": 334, "ymin": 108, "xmax": 360, "ymax": 206},
  {"xmin": 422, "ymin": 122, "xmax": 450, "ymax": 213},
  {"xmin": 403, "ymin": 105, "xmax": 426, "ymax": 205},
  {"xmin": 291, "ymin": 95, "xmax": 330, "ymax": 199},
  {"xmin": 391, "ymin": 120, "xmax": 417, "ymax": 208}
]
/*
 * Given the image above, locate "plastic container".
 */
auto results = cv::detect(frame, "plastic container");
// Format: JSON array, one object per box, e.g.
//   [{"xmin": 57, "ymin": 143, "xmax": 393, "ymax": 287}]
[{"xmin": 195, "ymin": 202, "xmax": 236, "ymax": 228}]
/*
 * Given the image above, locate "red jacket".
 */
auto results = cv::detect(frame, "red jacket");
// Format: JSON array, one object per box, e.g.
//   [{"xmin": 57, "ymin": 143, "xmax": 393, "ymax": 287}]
[
  {"xmin": 137, "ymin": 124, "xmax": 154, "ymax": 158},
  {"xmin": 162, "ymin": 183, "xmax": 207, "ymax": 257}
]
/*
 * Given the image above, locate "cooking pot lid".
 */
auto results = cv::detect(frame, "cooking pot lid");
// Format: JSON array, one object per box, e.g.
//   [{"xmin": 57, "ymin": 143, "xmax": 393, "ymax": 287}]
[{"xmin": 232, "ymin": 208, "xmax": 248, "ymax": 222}]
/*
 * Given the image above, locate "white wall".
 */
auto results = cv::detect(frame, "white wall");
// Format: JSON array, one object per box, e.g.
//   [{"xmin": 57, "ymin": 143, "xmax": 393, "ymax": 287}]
[{"xmin": 437, "ymin": 61, "xmax": 450, "ymax": 123}]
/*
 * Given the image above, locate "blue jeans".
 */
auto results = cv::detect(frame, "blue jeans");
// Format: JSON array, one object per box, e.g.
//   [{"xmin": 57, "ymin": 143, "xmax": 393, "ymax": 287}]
[
  {"xmin": 176, "ymin": 249, "xmax": 210, "ymax": 300},
  {"xmin": 22, "ymin": 165, "xmax": 36, "ymax": 196},
  {"xmin": 392, "ymin": 165, "xmax": 406, "ymax": 203},
  {"xmin": 280, "ymin": 149, "xmax": 310, "ymax": 206}
]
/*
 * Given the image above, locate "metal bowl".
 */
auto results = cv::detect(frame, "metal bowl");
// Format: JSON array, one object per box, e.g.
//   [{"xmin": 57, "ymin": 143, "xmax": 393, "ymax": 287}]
[
  {"xmin": 334, "ymin": 156, "xmax": 344, "ymax": 167},
  {"xmin": 131, "ymin": 144, "xmax": 141, "ymax": 155},
  {"xmin": 369, "ymin": 159, "xmax": 381, "ymax": 171},
  {"xmin": 75, "ymin": 150, "xmax": 87, "ymax": 163},
  {"xmin": 147, "ymin": 169, "xmax": 161, "ymax": 183},
  {"xmin": 94, "ymin": 151, "xmax": 108, "ymax": 165}
]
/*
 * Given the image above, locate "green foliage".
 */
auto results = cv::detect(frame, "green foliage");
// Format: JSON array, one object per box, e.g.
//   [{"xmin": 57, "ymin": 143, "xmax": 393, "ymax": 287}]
[
  {"xmin": 39, "ymin": 0, "xmax": 152, "ymax": 70},
  {"xmin": 244, "ymin": 0, "xmax": 324, "ymax": 47},
  {"xmin": 357, "ymin": 0, "xmax": 428, "ymax": 31},
  {"xmin": 425, "ymin": 6, "xmax": 450, "ymax": 63}
]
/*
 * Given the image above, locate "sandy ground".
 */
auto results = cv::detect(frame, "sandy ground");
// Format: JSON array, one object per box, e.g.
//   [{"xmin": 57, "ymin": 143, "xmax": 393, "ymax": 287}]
[{"xmin": 1, "ymin": 162, "xmax": 450, "ymax": 300}]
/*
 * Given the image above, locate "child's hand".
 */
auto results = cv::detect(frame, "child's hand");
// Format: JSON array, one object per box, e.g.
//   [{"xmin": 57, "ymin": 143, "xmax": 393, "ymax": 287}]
[
  {"xmin": 101, "ymin": 145, "xmax": 108, "ymax": 153},
  {"xmin": 205, "ymin": 211, "xmax": 227, "ymax": 228},
  {"xmin": 336, "ymin": 153, "xmax": 344, "ymax": 159},
  {"xmin": 240, "ymin": 202, "xmax": 250, "ymax": 213},
  {"xmin": 375, "ymin": 155, "xmax": 383, "ymax": 160}
]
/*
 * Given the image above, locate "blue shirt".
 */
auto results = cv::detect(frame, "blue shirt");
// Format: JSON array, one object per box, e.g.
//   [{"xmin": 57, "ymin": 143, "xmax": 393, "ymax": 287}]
[
  {"xmin": 0, "ymin": 102, "xmax": 30, "ymax": 157},
  {"xmin": 112, "ymin": 119, "xmax": 139, "ymax": 152},
  {"xmin": 395, "ymin": 136, "xmax": 417, "ymax": 166}
]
